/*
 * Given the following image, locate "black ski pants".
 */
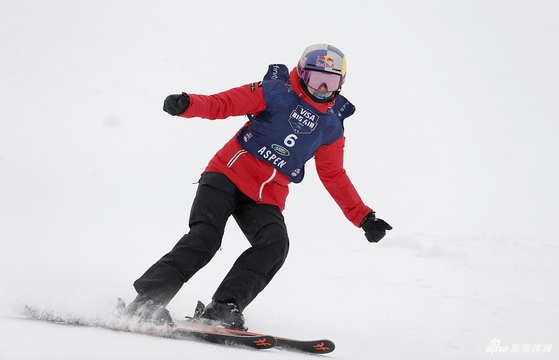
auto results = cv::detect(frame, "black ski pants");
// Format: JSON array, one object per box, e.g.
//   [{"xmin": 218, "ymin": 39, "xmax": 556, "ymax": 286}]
[{"xmin": 133, "ymin": 172, "xmax": 290, "ymax": 311}]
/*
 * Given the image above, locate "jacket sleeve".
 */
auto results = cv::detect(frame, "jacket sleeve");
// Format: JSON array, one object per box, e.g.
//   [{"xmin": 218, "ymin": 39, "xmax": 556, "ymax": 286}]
[
  {"xmin": 179, "ymin": 83, "xmax": 266, "ymax": 120},
  {"xmin": 315, "ymin": 136, "xmax": 372, "ymax": 227}
]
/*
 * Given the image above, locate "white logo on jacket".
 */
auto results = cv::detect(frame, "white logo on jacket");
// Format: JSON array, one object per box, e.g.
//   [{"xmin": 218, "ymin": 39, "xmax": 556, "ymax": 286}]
[{"xmin": 288, "ymin": 105, "xmax": 319, "ymax": 134}]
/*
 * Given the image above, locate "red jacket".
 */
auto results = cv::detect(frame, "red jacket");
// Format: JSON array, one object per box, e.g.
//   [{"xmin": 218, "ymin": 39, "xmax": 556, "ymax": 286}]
[{"xmin": 179, "ymin": 69, "xmax": 372, "ymax": 227}]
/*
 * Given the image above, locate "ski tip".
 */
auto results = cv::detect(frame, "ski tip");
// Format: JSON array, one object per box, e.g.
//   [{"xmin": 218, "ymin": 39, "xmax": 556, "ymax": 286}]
[
  {"xmin": 311, "ymin": 340, "xmax": 335, "ymax": 354},
  {"xmin": 276, "ymin": 338, "xmax": 336, "ymax": 354}
]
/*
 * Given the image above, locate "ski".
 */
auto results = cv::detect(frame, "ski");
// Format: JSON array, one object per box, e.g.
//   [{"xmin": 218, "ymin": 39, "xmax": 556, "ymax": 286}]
[
  {"xmin": 182, "ymin": 319, "xmax": 335, "ymax": 354},
  {"xmin": 267, "ymin": 336, "xmax": 335, "ymax": 354},
  {"xmin": 20, "ymin": 305, "xmax": 276, "ymax": 350},
  {"xmin": 166, "ymin": 327, "xmax": 276, "ymax": 349},
  {"xmin": 185, "ymin": 300, "xmax": 335, "ymax": 354}
]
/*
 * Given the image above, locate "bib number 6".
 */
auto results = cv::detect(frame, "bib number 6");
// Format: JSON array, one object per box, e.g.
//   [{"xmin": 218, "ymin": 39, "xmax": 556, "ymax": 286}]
[{"xmin": 284, "ymin": 134, "xmax": 298, "ymax": 147}]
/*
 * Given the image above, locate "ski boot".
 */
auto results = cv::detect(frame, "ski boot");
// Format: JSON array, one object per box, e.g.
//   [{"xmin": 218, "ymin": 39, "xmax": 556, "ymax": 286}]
[
  {"xmin": 121, "ymin": 295, "xmax": 175, "ymax": 327},
  {"xmin": 198, "ymin": 300, "xmax": 247, "ymax": 331}
]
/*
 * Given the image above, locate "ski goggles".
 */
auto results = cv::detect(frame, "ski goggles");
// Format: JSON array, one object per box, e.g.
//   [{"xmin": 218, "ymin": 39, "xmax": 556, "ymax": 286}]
[{"xmin": 300, "ymin": 69, "xmax": 342, "ymax": 92}]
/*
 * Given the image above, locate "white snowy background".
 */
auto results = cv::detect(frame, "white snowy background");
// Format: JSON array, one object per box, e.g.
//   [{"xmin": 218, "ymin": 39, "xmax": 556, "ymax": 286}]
[{"xmin": 1, "ymin": 0, "xmax": 558, "ymax": 359}]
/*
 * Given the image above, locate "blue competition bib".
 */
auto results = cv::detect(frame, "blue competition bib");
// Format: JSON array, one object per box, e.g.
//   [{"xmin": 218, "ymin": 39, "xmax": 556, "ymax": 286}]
[{"xmin": 237, "ymin": 64, "xmax": 355, "ymax": 183}]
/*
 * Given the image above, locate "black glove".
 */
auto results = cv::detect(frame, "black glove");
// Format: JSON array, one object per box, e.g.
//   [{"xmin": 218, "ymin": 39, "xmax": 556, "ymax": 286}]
[
  {"xmin": 361, "ymin": 211, "xmax": 392, "ymax": 243},
  {"xmin": 163, "ymin": 92, "xmax": 190, "ymax": 115}
]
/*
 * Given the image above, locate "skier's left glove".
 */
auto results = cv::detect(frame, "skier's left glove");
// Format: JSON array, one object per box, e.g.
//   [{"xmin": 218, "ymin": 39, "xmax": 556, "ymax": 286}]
[
  {"xmin": 163, "ymin": 92, "xmax": 190, "ymax": 115},
  {"xmin": 361, "ymin": 211, "xmax": 392, "ymax": 243}
]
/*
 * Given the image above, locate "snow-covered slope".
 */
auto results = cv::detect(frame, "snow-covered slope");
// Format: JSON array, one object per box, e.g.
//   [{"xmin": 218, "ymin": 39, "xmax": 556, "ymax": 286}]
[{"xmin": 1, "ymin": 1, "xmax": 558, "ymax": 359}]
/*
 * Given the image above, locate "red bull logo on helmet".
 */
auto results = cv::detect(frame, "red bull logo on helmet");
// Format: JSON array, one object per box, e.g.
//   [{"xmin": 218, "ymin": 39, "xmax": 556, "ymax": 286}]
[
  {"xmin": 316, "ymin": 55, "xmax": 335, "ymax": 69},
  {"xmin": 298, "ymin": 44, "xmax": 347, "ymax": 78}
]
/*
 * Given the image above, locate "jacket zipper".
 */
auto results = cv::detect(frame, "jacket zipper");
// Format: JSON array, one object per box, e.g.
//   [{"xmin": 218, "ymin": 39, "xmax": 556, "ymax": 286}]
[
  {"xmin": 258, "ymin": 169, "xmax": 277, "ymax": 202},
  {"xmin": 228, "ymin": 150, "xmax": 276, "ymax": 203}
]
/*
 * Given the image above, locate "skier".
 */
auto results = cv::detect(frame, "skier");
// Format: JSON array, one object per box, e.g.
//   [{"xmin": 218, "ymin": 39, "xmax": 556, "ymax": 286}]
[{"xmin": 125, "ymin": 44, "xmax": 392, "ymax": 330}]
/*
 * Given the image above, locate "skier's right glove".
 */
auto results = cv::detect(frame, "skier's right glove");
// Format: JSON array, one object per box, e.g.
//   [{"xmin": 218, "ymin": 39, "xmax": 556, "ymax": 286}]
[
  {"xmin": 163, "ymin": 92, "xmax": 190, "ymax": 116},
  {"xmin": 361, "ymin": 211, "xmax": 392, "ymax": 243}
]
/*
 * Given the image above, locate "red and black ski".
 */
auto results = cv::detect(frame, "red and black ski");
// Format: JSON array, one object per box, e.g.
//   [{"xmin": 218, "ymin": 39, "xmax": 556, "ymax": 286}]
[
  {"xmin": 185, "ymin": 300, "xmax": 335, "ymax": 354},
  {"xmin": 182, "ymin": 319, "xmax": 335, "ymax": 354},
  {"xmin": 20, "ymin": 305, "xmax": 276, "ymax": 350},
  {"xmin": 168, "ymin": 327, "xmax": 276, "ymax": 349},
  {"xmin": 266, "ymin": 336, "xmax": 335, "ymax": 354}
]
